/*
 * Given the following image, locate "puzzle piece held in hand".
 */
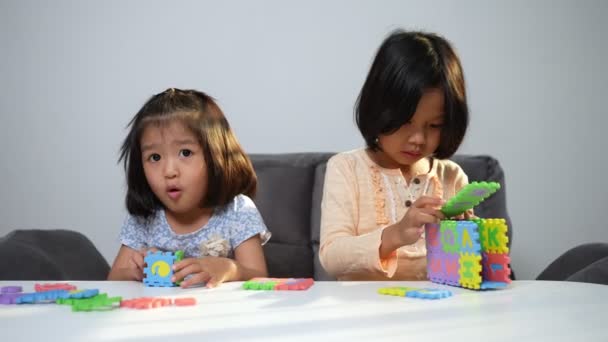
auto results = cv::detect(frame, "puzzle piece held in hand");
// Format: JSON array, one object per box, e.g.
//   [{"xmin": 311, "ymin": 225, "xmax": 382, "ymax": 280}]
[
  {"xmin": 441, "ymin": 182, "xmax": 501, "ymax": 218},
  {"xmin": 143, "ymin": 250, "xmax": 184, "ymax": 287}
]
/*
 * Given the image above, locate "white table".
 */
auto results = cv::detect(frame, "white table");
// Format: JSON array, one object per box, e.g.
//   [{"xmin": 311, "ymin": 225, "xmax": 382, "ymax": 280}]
[{"xmin": 1, "ymin": 280, "xmax": 606, "ymax": 341}]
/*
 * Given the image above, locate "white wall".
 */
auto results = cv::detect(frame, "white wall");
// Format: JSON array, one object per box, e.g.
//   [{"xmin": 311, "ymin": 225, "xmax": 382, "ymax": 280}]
[{"xmin": 1, "ymin": 0, "xmax": 606, "ymax": 280}]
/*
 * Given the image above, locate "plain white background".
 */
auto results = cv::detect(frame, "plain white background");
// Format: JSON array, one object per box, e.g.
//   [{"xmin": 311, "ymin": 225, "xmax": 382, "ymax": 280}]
[{"xmin": 1, "ymin": 0, "xmax": 606, "ymax": 280}]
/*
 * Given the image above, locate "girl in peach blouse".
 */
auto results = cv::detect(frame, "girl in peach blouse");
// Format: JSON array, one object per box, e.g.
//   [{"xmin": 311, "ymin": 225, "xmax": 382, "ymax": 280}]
[{"xmin": 320, "ymin": 30, "xmax": 471, "ymax": 280}]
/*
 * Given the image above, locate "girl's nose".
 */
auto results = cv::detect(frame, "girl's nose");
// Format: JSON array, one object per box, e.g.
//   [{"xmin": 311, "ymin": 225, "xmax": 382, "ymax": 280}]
[
  {"xmin": 408, "ymin": 128, "xmax": 426, "ymax": 145},
  {"xmin": 164, "ymin": 159, "xmax": 179, "ymax": 178}
]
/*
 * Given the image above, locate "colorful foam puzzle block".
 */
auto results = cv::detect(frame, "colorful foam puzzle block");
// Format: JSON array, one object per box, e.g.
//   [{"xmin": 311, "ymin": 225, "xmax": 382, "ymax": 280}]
[
  {"xmin": 378, "ymin": 286, "xmax": 452, "ymax": 299},
  {"xmin": 425, "ymin": 181, "xmax": 511, "ymax": 291},
  {"xmin": 242, "ymin": 278, "xmax": 314, "ymax": 291},
  {"xmin": 441, "ymin": 182, "xmax": 500, "ymax": 218},
  {"xmin": 143, "ymin": 250, "xmax": 184, "ymax": 287}
]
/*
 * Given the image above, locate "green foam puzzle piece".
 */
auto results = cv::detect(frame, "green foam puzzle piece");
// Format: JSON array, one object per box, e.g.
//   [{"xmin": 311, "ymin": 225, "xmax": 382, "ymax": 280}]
[{"xmin": 441, "ymin": 181, "xmax": 500, "ymax": 218}]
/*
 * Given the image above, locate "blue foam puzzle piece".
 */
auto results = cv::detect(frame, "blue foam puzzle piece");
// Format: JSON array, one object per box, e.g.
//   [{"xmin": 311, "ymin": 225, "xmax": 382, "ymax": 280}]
[
  {"xmin": 480, "ymin": 281, "xmax": 508, "ymax": 289},
  {"xmin": 405, "ymin": 288, "xmax": 453, "ymax": 299}
]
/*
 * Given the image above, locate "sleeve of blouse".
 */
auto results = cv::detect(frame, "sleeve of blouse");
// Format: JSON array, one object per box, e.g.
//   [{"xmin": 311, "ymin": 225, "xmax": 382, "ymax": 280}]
[
  {"xmin": 229, "ymin": 195, "xmax": 271, "ymax": 248},
  {"xmin": 119, "ymin": 214, "xmax": 147, "ymax": 250},
  {"xmin": 319, "ymin": 155, "xmax": 398, "ymax": 279}
]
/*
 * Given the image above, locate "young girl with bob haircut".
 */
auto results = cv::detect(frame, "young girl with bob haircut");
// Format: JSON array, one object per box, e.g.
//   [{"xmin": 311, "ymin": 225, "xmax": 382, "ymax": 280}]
[
  {"xmin": 320, "ymin": 30, "xmax": 470, "ymax": 280},
  {"xmin": 109, "ymin": 88, "xmax": 270, "ymax": 288}
]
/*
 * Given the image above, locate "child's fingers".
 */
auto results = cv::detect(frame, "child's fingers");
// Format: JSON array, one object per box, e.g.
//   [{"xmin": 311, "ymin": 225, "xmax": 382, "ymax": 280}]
[
  {"xmin": 464, "ymin": 211, "xmax": 476, "ymax": 220},
  {"xmin": 180, "ymin": 272, "xmax": 211, "ymax": 288},
  {"xmin": 413, "ymin": 196, "xmax": 445, "ymax": 209},
  {"xmin": 173, "ymin": 258, "xmax": 199, "ymax": 272},
  {"xmin": 206, "ymin": 276, "xmax": 222, "ymax": 288},
  {"xmin": 172, "ymin": 262, "xmax": 202, "ymax": 282},
  {"xmin": 419, "ymin": 207, "xmax": 445, "ymax": 220},
  {"xmin": 131, "ymin": 252, "xmax": 145, "ymax": 270},
  {"xmin": 132, "ymin": 268, "xmax": 144, "ymax": 281},
  {"xmin": 411, "ymin": 210, "xmax": 442, "ymax": 227}
]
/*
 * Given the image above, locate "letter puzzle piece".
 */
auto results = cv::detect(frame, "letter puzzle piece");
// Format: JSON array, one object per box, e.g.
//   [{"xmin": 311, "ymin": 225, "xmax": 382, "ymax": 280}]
[
  {"xmin": 143, "ymin": 250, "xmax": 184, "ymax": 287},
  {"xmin": 425, "ymin": 181, "xmax": 511, "ymax": 290},
  {"xmin": 378, "ymin": 286, "xmax": 452, "ymax": 299},
  {"xmin": 242, "ymin": 278, "xmax": 314, "ymax": 291},
  {"xmin": 441, "ymin": 182, "xmax": 500, "ymax": 218}
]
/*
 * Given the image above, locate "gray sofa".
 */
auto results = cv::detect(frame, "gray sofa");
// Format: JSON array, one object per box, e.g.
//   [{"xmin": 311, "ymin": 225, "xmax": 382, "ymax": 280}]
[
  {"xmin": 0, "ymin": 153, "xmax": 513, "ymax": 282},
  {"xmin": 250, "ymin": 153, "xmax": 513, "ymax": 281}
]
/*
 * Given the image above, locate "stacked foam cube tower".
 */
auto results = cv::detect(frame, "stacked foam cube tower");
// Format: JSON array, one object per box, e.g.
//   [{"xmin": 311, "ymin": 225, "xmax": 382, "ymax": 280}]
[{"xmin": 425, "ymin": 182, "xmax": 511, "ymax": 290}]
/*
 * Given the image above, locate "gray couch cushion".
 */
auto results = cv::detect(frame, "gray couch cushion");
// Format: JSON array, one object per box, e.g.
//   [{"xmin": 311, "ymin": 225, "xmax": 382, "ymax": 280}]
[
  {"xmin": 0, "ymin": 229, "xmax": 110, "ymax": 280},
  {"xmin": 537, "ymin": 243, "xmax": 608, "ymax": 283},
  {"xmin": 251, "ymin": 153, "xmax": 513, "ymax": 280},
  {"xmin": 251, "ymin": 153, "xmax": 333, "ymax": 278}
]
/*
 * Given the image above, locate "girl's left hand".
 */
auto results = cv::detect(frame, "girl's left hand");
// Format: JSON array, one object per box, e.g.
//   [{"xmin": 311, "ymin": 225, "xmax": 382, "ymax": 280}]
[{"xmin": 172, "ymin": 257, "xmax": 238, "ymax": 288}]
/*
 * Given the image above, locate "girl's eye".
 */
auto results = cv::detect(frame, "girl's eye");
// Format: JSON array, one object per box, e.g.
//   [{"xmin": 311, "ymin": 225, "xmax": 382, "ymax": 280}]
[
  {"xmin": 148, "ymin": 154, "xmax": 161, "ymax": 162},
  {"xmin": 430, "ymin": 123, "xmax": 444, "ymax": 129},
  {"xmin": 179, "ymin": 149, "xmax": 193, "ymax": 157}
]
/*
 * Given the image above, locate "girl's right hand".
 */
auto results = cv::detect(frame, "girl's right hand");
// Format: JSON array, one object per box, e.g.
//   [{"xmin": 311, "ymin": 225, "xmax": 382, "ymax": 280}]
[
  {"xmin": 396, "ymin": 196, "xmax": 445, "ymax": 245},
  {"xmin": 108, "ymin": 246, "xmax": 148, "ymax": 281},
  {"xmin": 120, "ymin": 248, "xmax": 159, "ymax": 281}
]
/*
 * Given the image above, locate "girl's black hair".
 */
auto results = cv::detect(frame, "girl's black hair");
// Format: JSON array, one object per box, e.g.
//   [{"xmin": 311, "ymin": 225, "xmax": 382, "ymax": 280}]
[{"xmin": 356, "ymin": 30, "xmax": 468, "ymax": 159}]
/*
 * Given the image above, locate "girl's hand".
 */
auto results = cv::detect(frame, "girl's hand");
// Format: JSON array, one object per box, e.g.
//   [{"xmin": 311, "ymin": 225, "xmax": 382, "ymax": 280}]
[
  {"xmin": 118, "ymin": 247, "xmax": 158, "ymax": 281},
  {"xmin": 172, "ymin": 257, "xmax": 238, "ymax": 288},
  {"xmin": 396, "ymin": 196, "xmax": 445, "ymax": 245},
  {"xmin": 108, "ymin": 245, "xmax": 146, "ymax": 281}
]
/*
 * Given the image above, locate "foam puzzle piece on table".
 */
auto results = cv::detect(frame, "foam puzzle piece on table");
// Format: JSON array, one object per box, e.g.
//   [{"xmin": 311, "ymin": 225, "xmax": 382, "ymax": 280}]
[
  {"xmin": 143, "ymin": 250, "xmax": 184, "ymax": 287},
  {"xmin": 480, "ymin": 281, "xmax": 508, "ymax": 290},
  {"xmin": 65, "ymin": 289, "xmax": 101, "ymax": 299},
  {"xmin": 120, "ymin": 296, "xmax": 197, "ymax": 309},
  {"xmin": 121, "ymin": 297, "xmax": 173, "ymax": 309},
  {"xmin": 15, "ymin": 289, "xmax": 100, "ymax": 304},
  {"xmin": 16, "ymin": 290, "xmax": 69, "ymax": 304},
  {"xmin": 243, "ymin": 278, "xmax": 314, "ymax": 291},
  {"xmin": 1, "ymin": 286, "xmax": 22, "ymax": 294},
  {"xmin": 378, "ymin": 286, "xmax": 452, "ymax": 299},
  {"xmin": 0, "ymin": 287, "xmax": 24, "ymax": 305},
  {"xmin": 441, "ymin": 182, "xmax": 501, "ymax": 218},
  {"xmin": 35, "ymin": 283, "xmax": 77, "ymax": 292},
  {"xmin": 174, "ymin": 297, "xmax": 196, "ymax": 306},
  {"xmin": 57, "ymin": 293, "xmax": 122, "ymax": 312}
]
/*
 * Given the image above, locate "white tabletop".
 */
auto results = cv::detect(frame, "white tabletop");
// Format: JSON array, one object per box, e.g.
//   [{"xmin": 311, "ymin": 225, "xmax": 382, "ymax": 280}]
[{"xmin": 0, "ymin": 280, "xmax": 606, "ymax": 341}]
